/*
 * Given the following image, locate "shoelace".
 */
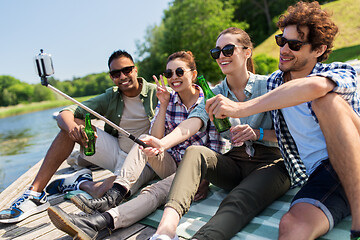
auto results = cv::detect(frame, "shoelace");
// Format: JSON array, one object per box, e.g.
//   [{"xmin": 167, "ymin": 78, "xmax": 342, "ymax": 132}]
[
  {"xmin": 12, "ymin": 194, "xmax": 30, "ymax": 208},
  {"xmin": 58, "ymin": 173, "xmax": 92, "ymax": 192}
]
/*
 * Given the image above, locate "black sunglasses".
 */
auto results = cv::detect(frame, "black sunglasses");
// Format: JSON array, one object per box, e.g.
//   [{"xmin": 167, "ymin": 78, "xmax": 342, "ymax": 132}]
[
  {"xmin": 275, "ymin": 34, "xmax": 310, "ymax": 51},
  {"xmin": 210, "ymin": 44, "xmax": 247, "ymax": 59},
  {"xmin": 163, "ymin": 67, "xmax": 190, "ymax": 78},
  {"xmin": 109, "ymin": 66, "xmax": 135, "ymax": 78}
]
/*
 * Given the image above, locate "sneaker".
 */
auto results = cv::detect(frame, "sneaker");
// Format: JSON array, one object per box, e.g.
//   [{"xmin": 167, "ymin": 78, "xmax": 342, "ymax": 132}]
[
  {"xmin": 149, "ymin": 234, "xmax": 179, "ymax": 240},
  {"xmin": 46, "ymin": 168, "xmax": 92, "ymax": 195},
  {"xmin": 47, "ymin": 206, "xmax": 109, "ymax": 240},
  {"xmin": 71, "ymin": 188, "xmax": 124, "ymax": 214},
  {"xmin": 0, "ymin": 189, "xmax": 50, "ymax": 223}
]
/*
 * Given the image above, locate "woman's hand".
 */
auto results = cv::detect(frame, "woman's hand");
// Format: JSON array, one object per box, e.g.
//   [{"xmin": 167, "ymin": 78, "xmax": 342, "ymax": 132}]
[
  {"xmin": 140, "ymin": 135, "xmax": 166, "ymax": 157},
  {"xmin": 153, "ymin": 75, "xmax": 170, "ymax": 106},
  {"xmin": 230, "ymin": 124, "xmax": 257, "ymax": 144}
]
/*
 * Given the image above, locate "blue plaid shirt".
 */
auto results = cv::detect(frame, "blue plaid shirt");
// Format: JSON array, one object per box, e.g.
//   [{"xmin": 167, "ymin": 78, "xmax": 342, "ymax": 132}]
[
  {"xmin": 268, "ymin": 62, "xmax": 359, "ymax": 187},
  {"xmin": 150, "ymin": 84, "xmax": 228, "ymax": 163}
]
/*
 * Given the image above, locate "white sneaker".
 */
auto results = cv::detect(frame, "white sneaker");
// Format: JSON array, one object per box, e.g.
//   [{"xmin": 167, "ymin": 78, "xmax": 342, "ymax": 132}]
[
  {"xmin": 0, "ymin": 189, "xmax": 50, "ymax": 223},
  {"xmin": 149, "ymin": 234, "xmax": 179, "ymax": 240},
  {"xmin": 46, "ymin": 168, "xmax": 92, "ymax": 195}
]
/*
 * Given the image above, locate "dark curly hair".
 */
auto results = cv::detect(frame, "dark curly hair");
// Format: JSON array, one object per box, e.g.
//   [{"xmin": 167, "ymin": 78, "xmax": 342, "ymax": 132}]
[{"xmin": 277, "ymin": 1, "xmax": 338, "ymax": 62}]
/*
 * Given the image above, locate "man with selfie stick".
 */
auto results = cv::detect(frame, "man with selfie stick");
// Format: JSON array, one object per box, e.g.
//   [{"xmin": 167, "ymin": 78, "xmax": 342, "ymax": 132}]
[{"xmin": 0, "ymin": 50, "xmax": 159, "ymax": 223}]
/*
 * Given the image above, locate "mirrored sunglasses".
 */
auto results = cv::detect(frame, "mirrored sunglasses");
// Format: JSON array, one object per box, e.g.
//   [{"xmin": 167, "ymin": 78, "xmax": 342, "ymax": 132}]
[
  {"xmin": 275, "ymin": 34, "xmax": 310, "ymax": 51},
  {"xmin": 109, "ymin": 66, "xmax": 135, "ymax": 78}
]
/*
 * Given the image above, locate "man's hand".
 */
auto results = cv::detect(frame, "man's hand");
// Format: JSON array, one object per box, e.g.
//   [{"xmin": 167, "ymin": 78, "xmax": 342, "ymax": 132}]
[
  {"xmin": 139, "ymin": 135, "xmax": 166, "ymax": 157},
  {"xmin": 68, "ymin": 124, "xmax": 98, "ymax": 148},
  {"xmin": 194, "ymin": 179, "xmax": 210, "ymax": 201},
  {"xmin": 205, "ymin": 95, "xmax": 241, "ymax": 121}
]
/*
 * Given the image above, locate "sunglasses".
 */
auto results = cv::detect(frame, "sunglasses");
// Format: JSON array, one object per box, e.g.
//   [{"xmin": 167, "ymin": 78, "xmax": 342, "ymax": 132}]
[
  {"xmin": 109, "ymin": 66, "xmax": 135, "ymax": 78},
  {"xmin": 163, "ymin": 67, "xmax": 191, "ymax": 78},
  {"xmin": 210, "ymin": 44, "xmax": 247, "ymax": 59},
  {"xmin": 275, "ymin": 34, "xmax": 310, "ymax": 51}
]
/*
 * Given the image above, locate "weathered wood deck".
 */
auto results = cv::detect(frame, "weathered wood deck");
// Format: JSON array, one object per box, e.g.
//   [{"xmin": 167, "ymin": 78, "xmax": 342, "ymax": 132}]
[{"xmin": 0, "ymin": 157, "xmax": 164, "ymax": 240}]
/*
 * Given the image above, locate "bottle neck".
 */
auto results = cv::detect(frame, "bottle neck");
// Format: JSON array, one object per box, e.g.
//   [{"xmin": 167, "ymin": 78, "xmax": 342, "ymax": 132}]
[{"xmin": 197, "ymin": 77, "xmax": 213, "ymax": 99}]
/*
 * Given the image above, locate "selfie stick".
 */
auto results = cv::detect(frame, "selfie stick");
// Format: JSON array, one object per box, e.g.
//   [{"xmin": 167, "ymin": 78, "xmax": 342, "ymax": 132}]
[{"xmin": 34, "ymin": 49, "xmax": 150, "ymax": 148}]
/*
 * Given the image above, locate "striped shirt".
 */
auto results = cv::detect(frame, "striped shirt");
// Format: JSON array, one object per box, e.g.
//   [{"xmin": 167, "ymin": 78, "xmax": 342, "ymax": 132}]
[
  {"xmin": 150, "ymin": 84, "xmax": 228, "ymax": 163},
  {"xmin": 268, "ymin": 62, "xmax": 359, "ymax": 187}
]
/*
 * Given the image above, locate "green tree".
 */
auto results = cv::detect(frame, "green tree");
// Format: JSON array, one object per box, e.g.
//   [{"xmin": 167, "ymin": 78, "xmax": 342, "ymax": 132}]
[
  {"xmin": 231, "ymin": 0, "xmax": 332, "ymax": 46},
  {"xmin": 0, "ymin": 75, "xmax": 21, "ymax": 106},
  {"xmin": 137, "ymin": 0, "xmax": 248, "ymax": 84},
  {"xmin": 7, "ymin": 83, "xmax": 34, "ymax": 104},
  {"xmin": 33, "ymin": 84, "xmax": 55, "ymax": 102}
]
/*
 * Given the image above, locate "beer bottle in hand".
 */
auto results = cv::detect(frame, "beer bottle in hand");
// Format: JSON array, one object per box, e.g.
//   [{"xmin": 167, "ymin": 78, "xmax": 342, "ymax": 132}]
[
  {"xmin": 84, "ymin": 113, "xmax": 96, "ymax": 156},
  {"xmin": 197, "ymin": 75, "xmax": 231, "ymax": 133}
]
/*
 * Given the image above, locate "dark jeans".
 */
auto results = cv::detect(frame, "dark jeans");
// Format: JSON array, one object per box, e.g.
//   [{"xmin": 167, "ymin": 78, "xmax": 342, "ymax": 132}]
[{"xmin": 166, "ymin": 144, "xmax": 290, "ymax": 240}]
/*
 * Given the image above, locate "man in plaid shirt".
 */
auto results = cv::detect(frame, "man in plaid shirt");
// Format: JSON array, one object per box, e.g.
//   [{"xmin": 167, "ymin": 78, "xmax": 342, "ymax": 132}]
[{"xmin": 205, "ymin": 1, "xmax": 360, "ymax": 239}]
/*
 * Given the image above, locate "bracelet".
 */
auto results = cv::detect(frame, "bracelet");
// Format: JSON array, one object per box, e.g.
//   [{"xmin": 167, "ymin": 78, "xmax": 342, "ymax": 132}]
[{"xmin": 258, "ymin": 128, "xmax": 264, "ymax": 141}]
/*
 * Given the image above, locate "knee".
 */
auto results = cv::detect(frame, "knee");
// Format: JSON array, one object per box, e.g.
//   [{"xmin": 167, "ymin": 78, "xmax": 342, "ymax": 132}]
[
  {"xmin": 279, "ymin": 211, "xmax": 313, "ymax": 240},
  {"xmin": 183, "ymin": 145, "xmax": 210, "ymax": 166},
  {"xmin": 312, "ymin": 93, "xmax": 347, "ymax": 117},
  {"xmin": 279, "ymin": 211, "xmax": 298, "ymax": 239}
]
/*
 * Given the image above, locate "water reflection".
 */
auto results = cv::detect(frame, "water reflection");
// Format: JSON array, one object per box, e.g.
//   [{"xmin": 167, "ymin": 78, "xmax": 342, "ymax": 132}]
[
  {"xmin": 0, "ymin": 129, "xmax": 34, "ymax": 156},
  {"xmin": 0, "ymin": 107, "xmax": 62, "ymax": 192}
]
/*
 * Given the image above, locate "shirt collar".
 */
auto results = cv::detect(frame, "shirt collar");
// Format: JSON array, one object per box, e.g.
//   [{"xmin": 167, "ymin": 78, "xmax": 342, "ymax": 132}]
[
  {"xmin": 222, "ymin": 71, "xmax": 256, "ymax": 100},
  {"xmin": 173, "ymin": 84, "xmax": 203, "ymax": 108}
]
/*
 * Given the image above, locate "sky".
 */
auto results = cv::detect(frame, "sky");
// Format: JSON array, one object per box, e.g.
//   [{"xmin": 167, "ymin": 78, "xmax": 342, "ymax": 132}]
[{"xmin": 0, "ymin": 0, "xmax": 172, "ymax": 84}]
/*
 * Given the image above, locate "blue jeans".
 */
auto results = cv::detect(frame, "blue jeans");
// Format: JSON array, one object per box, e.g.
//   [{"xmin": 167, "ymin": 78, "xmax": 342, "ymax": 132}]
[{"xmin": 291, "ymin": 159, "xmax": 350, "ymax": 230}]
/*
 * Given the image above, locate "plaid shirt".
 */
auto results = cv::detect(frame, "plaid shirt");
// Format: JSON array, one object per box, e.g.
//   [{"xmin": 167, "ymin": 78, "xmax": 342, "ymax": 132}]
[
  {"xmin": 268, "ymin": 62, "xmax": 359, "ymax": 187},
  {"xmin": 150, "ymin": 84, "xmax": 227, "ymax": 163}
]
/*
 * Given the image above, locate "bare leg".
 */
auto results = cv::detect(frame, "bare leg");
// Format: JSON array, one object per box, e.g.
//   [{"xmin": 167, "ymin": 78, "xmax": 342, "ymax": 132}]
[
  {"xmin": 155, "ymin": 207, "xmax": 180, "ymax": 238},
  {"xmin": 312, "ymin": 93, "xmax": 360, "ymax": 230},
  {"xmin": 31, "ymin": 130, "xmax": 76, "ymax": 192},
  {"xmin": 80, "ymin": 175, "xmax": 116, "ymax": 198},
  {"xmin": 279, "ymin": 203, "xmax": 329, "ymax": 240}
]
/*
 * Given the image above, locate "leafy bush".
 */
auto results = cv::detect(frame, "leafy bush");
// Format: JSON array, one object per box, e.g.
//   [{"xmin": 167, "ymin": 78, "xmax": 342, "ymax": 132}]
[{"xmin": 254, "ymin": 54, "xmax": 278, "ymax": 75}]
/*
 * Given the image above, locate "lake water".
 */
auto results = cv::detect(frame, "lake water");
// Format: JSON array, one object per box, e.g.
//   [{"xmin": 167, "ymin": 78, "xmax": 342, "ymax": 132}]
[{"xmin": 0, "ymin": 107, "xmax": 63, "ymax": 192}]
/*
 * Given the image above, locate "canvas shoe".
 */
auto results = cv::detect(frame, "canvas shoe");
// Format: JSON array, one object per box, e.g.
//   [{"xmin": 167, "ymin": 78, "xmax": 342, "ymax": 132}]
[
  {"xmin": 0, "ymin": 189, "xmax": 50, "ymax": 223},
  {"xmin": 46, "ymin": 168, "xmax": 92, "ymax": 195},
  {"xmin": 149, "ymin": 234, "xmax": 179, "ymax": 240}
]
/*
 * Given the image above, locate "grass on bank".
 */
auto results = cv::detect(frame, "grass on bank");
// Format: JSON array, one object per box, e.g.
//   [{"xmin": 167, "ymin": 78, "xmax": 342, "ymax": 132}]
[{"xmin": 0, "ymin": 95, "xmax": 95, "ymax": 119}]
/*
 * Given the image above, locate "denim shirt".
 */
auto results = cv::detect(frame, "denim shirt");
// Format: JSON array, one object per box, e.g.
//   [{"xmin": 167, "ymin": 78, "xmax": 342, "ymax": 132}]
[
  {"xmin": 189, "ymin": 72, "xmax": 277, "ymax": 148},
  {"xmin": 62, "ymin": 78, "xmax": 158, "ymax": 137}
]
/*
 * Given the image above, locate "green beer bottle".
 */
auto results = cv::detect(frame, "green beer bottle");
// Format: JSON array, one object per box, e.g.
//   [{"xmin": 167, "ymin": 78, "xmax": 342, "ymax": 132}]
[
  {"xmin": 84, "ymin": 113, "xmax": 96, "ymax": 156},
  {"xmin": 197, "ymin": 75, "xmax": 231, "ymax": 133}
]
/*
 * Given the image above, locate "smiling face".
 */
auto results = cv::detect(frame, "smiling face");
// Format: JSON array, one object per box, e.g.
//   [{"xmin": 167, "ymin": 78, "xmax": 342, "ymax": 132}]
[
  {"xmin": 215, "ymin": 33, "xmax": 251, "ymax": 75},
  {"xmin": 166, "ymin": 59, "xmax": 196, "ymax": 93},
  {"xmin": 109, "ymin": 56, "xmax": 141, "ymax": 97},
  {"xmin": 278, "ymin": 25, "xmax": 320, "ymax": 79}
]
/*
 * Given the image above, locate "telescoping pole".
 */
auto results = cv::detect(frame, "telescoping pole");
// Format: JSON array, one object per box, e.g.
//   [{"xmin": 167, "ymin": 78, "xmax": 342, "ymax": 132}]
[{"xmin": 34, "ymin": 49, "xmax": 150, "ymax": 148}]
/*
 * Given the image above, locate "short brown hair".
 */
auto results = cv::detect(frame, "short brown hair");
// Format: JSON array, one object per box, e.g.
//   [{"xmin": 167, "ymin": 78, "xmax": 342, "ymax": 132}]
[
  {"xmin": 217, "ymin": 27, "xmax": 255, "ymax": 73},
  {"xmin": 277, "ymin": 1, "xmax": 338, "ymax": 62}
]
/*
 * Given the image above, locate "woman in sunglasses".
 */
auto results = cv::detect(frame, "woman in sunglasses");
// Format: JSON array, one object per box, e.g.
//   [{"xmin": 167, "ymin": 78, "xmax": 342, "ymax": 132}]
[
  {"xmin": 47, "ymin": 51, "xmax": 228, "ymax": 239},
  {"xmin": 145, "ymin": 27, "xmax": 291, "ymax": 240}
]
